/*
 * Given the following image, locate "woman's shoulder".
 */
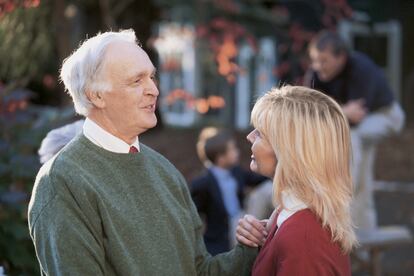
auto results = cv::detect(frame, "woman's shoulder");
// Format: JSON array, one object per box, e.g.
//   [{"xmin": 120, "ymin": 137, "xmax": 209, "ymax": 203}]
[
  {"xmin": 275, "ymin": 209, "xmax": 329, "ymax": 249},
  {"xmin": 276, "ymin": 209, "xmax": 346, "ymax": 258},
  {"xmin": 279, "ymin": 209, "xmax": 320, "ymax": 232}
]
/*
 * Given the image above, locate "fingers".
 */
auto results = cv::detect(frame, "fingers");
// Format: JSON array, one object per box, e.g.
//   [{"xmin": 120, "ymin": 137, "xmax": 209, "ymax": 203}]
[
  {"xmin": 354, "ymin": 108, "xmax": 367, "ymax": 123},
  {"xmin": 236, "ymin": 223, "xmax": 262, "ymax": 246},
  {"xmin": 354, "ymin": 98, "xmax": 365, "ymax": 105},
  {"xmin": 236, "ymin": 231, "xmax": 258, "ymax": 247},
  {"xmin": 358, "ymin": 99, "xmax": 366, "ymax": 105},
  {"xmin": 259, "ymin": 219, "xmax": 269, "ymax": 231},
  {"xmin": 236, "ymin": 232, "xmax": 258, "ymax": 247},
  {"xmin": 259, "ymin": 219, "xmax": 269, "ymax": 226},
  {"xmin": 344, "ymin": 101, "xmax": 367, "ymax": 124},
  {"xmin": 236, "ymin": 215, "xmax": 268, "ymax": 247},
  {"xmin": 245, "ymin": 215, "xmax": 268, "ymax": 234},
  {"xmin": 267, "ymin": 208, "xmax": 278, "ymax": 228}
]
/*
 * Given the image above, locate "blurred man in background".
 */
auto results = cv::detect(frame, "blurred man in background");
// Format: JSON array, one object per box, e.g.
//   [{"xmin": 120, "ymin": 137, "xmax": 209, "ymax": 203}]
[{"xmin": 305, "ymin": 30, "xmax": 405, "ymax": 231}]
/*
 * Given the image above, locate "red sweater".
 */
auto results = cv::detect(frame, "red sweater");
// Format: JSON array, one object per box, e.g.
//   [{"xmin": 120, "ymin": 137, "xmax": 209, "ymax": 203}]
[{"xmin": 252, "ymin": 209, "xmax": 351, "ymax": 276}]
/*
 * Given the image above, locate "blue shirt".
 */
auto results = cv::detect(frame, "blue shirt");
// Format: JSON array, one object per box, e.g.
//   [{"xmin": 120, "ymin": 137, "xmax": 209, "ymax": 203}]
[{"xmin": 210, "ymin": 166, "xmax": 241, "ymax": 218}]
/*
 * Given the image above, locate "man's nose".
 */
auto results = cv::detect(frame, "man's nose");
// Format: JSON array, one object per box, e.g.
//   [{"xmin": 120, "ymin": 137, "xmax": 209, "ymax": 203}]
[
  {"xmin": 312, "ymin": 61, "xmax": 322, "ymax": 72},
  {"xmin": 145, "ymin": 81, "xmax": 159, "ymax": 96}
]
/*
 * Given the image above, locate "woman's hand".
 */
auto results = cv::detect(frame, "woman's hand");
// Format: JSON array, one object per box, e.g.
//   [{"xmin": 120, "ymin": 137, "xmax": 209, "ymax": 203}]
[{"xmin": 236, "ymin": 214, "xmax": 268, "ymax": 247}]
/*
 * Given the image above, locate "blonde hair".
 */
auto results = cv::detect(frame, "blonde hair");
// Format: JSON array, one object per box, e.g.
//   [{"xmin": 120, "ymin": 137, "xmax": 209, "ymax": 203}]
[
  {"xmin": 196, "ymin": 127, "xmax": 219, "ymax": 167},
  {"xmin": 251, "ymin": 85, "xmax": 357, "ymax": 253}
]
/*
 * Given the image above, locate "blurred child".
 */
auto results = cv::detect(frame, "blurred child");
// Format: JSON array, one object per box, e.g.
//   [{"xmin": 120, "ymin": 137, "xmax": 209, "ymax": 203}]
[{"xmin": 190, "ymin": 127, "xmax": 267, "ymax": 255}]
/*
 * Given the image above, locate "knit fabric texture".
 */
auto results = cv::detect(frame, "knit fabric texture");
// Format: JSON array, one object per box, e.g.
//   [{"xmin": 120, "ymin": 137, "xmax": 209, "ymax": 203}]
[{"xmin": 28, "ymin": 134, "xmax": 257, "ymax": 275}]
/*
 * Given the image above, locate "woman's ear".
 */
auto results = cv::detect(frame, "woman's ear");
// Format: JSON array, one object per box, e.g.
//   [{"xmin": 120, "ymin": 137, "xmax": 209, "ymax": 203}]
[{"xmin": 86, "ymin": 91, "xmax": 106, "ymax": 109}]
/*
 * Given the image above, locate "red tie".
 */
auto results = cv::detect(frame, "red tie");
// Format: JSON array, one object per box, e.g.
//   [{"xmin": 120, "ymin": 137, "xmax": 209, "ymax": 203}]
[{"xmin": 129, "ymin": 146, "xmax": 139, "ymax": 154}]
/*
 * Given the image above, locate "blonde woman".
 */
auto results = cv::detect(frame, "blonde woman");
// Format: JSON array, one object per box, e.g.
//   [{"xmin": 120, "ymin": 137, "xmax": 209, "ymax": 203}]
[{"xmin": 237, "ymin": 86, "xmax": 357, "ymax": 275}]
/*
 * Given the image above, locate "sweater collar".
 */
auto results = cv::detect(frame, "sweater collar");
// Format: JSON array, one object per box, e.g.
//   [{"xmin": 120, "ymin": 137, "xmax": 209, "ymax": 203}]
[
  {"xmin": 83, "ymin": 118, "xmax": 140, "ymax": 154},
  {"xmin": 276, "ymin": 190, "xmax": 308, "ymax": 229}
]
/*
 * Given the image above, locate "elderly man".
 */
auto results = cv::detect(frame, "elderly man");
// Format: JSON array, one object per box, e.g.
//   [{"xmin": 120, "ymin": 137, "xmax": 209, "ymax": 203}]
[
  {"xmin": 305, "ymin": 31, "xmax": 405, "ymax": 231},
  {"xmin": 28, "ymin": 30, "xmax": 262, "ymax": 275}
]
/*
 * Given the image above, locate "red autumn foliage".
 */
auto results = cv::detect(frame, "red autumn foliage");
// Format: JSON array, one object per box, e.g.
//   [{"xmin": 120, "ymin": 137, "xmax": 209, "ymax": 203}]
[{"xmin": 0, "ymin": 0, "xmax": 40, "ymax": 17}]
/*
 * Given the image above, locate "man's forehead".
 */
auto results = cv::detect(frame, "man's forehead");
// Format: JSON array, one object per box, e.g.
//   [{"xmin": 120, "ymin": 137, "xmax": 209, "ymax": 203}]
[
  {"xmin": 104, "ymin": 42, "xmax": 154, "ymax": 72},
  {"xmin": 310, "ymin": 47, "xmax": 335, "ymax": 60},
  {"xmin": 105, "ymin": 41, "xmax": 143, "ymax": 59}
]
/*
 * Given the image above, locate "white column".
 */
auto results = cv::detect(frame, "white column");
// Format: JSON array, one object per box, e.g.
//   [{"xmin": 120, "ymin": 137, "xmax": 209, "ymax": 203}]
[
  {"xmin": 235, "ymin": 44, "xmax": 254, "ymax": 130},
  {"xmin": 255, "ymin": 37, "xmax": 277, "ymax": 98}
]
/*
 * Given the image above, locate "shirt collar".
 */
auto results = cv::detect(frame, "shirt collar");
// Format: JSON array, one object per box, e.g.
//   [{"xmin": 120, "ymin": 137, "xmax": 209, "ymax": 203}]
[
  {"xmin": 83, "ymin": 118, "xmax": 140, "ymax": 154},
  {"xmin": 210, "ymin": 165, "xmax": 232, "ymax": 179},
  {"xmin": 276, "ymin": 190, "xmax": 307, "ymax": 228}
]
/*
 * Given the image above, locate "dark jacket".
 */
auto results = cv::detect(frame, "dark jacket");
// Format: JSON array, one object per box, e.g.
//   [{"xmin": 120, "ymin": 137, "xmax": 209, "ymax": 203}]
[
  {"xmin": 190, "ymin": 166, "xmax": 267, "ymax": 255},
  {"xmin": 306, "ymin": 51, "xmax": 394, "ymax": 118}
]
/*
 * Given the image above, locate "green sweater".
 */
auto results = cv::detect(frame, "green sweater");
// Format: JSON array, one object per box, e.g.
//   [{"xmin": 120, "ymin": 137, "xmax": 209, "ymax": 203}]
[{"xmin": 28, "ymin": 134, "xmax": 257, "ymax": 276}]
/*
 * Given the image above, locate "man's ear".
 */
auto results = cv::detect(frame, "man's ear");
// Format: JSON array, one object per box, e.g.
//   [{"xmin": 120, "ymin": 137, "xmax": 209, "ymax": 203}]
[{"xmin": 86, "ymin": 91, "xmax": 106, "ymax": 109}]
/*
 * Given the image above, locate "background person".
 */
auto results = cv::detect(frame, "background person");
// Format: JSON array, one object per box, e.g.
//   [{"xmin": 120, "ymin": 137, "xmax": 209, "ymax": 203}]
[
  {"xmin": 38, "ymin": 119, "xmax": 84, "ymax": 164},
  {"xmin": 304, "ymin": 30, "xmax": 405, "ymax": 231},
  {"xmin": 191, "ymin": 127, "xmax": 267, "ymax": 255},
  {"xmin": 244, "ymin": 179, "xmax": 274, "ymax": 220}
]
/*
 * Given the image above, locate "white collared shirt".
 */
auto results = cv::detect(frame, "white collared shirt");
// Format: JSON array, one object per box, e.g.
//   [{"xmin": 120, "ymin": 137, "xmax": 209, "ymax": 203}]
[
  {"xmin": 276, "ymin": 190, "xmax": 308, "ymax": 229},
  {"xmin": 83, "ymin": 118, "xmax": 140, "ymax": 153}
]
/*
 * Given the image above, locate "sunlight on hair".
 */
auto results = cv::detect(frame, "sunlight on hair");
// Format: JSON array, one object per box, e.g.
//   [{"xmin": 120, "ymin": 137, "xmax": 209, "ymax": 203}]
[{"xmin": 251, "ymin": 85, "xmax": 357, "ymax": 253}]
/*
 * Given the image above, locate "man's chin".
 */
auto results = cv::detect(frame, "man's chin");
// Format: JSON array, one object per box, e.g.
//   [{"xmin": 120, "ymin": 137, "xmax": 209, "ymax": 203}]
[
  {"xmin": 318, "ymin": 73, "xmax": 334, "ymax": 82},
  {"xmin": 147, "ymin": 118, "xmax": 158, "ymax": 130},
  {"xmin": 137, "ymin": 119, "xmax": 157, "ymax": 135}
]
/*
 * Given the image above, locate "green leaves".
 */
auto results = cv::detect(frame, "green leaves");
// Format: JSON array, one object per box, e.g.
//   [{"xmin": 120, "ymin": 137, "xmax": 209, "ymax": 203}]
[
  {"xmin": 0, "ymin": 213, "xmax": 39, "ymax": 275},
  {"xmin": 0, "ymin": 0, "xmax": 53, "ymax": 83},
  {"xmin": 0, "ymin": 86, "xmax": 75, "ymax": 275}
]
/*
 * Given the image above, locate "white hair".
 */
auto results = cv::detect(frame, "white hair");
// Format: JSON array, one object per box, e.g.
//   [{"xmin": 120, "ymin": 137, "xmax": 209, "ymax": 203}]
[
  {"xmin": 60, "ymin": 29, "xmax": 137, "ymax": 116},
  {"xmin": 38, "ymin": 120, "xmax": 84, "ymax": 163}
]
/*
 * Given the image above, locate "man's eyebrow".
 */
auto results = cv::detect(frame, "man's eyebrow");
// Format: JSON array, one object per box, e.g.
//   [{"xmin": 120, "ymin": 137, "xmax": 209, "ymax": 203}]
[
  {"xmin": 137, "ymin": 68, "xmax": 157, "ymax": 78},
  {"xmin": 135, "ymin": 72, "xmax": 146, "ymax": 79},
  {"xmin": 128, "ymin": 68, "xmax": 157, "ymax": 82}
]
